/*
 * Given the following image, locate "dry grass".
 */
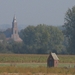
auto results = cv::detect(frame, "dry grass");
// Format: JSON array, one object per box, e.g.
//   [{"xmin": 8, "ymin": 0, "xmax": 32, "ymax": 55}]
[
  {"xmin": 0, "ymin": 54, "xmax": 75, "ymax": 75},
  {"xmin": 0, "ymin": 67, "xmax": 74, "ymax": 74},
  {"xmin": 0, "ymin": 73, "xmax": 74, "ymax": 75}
]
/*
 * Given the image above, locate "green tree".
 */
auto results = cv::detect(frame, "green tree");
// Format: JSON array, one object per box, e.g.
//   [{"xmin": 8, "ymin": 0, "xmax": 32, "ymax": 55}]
[
  {"xmin": 0, "ymin": 32, "xmax": 6, "ymax": 43},
  {"xmin": 20, "ymin": 24, "xmax": 64, "ymax": 54},
  {"xmin": 11, "ymin": 42, "xmax": 26, "ymax": 54},
  {"xmin": 3, "ymin": 28, "xmax": 12, "ymax": 38},
  {"xmin": 64, "ymin": 6, "xmax": 75, "ymax": 54}
]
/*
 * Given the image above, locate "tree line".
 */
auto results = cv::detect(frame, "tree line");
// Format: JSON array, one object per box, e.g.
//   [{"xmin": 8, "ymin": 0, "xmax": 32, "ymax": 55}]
[{"xmin": 0, "ymin": 24, "xmax": 66, "ymax": 54}]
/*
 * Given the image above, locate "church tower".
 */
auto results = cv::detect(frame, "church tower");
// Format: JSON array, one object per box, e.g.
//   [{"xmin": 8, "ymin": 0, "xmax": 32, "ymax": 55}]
[{"xmin": 11, "ymin": 15, "xmax": 22, "ymax": 42}]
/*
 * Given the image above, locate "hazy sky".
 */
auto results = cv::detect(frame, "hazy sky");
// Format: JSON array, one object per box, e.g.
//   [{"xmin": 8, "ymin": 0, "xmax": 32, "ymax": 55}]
[{"xmin": 0, "ymin": 0, "xmax": 75, "ymax": 26}]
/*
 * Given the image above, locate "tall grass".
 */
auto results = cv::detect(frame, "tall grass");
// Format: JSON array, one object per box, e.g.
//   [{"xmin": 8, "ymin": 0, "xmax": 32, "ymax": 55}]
[{"xmin": 0, "ymin": 66, "xmax": 74, "ymax": 74}]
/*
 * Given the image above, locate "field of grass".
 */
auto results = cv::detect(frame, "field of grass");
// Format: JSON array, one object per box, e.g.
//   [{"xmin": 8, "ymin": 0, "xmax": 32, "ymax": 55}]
[
  {"xmin": 0, "ymin": 66, "xmax": 75, "ymax": 74},
  {"xmin": 0, "ymin": 73, "xmax": 75, "ymax": 75},
  {"xmin": 0, "ymin": 54, "xmax": 75, "ymax": 63},
  {"xmin": 0, "ymin": 54, "xmax": 75, "ymax": 74},
  {"xmin": 0, "ymin": 63, "xmax": 75, "ymax": 68},
  {"xmin": 0, "ymin": 54, "xmax": 47, "ymax": 63}
]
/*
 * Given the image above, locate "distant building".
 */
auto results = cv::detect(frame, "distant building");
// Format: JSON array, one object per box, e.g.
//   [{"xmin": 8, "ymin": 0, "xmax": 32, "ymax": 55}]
[
  {"xmin": 47, "ymin": 52, "xmax": 59, "ymax": 67},
  {"xmin": 11, "ymin": 15, "xmax": 22, "ymax": 42}
]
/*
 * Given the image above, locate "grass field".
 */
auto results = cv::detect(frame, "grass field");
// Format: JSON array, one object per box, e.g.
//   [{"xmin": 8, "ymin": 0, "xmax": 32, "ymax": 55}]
[
  {"xmin": 0, "ymin": 54, "xmax": 75, "ymax": 74},
  {"xmin": 0, "ymin": 54, "xmax": 75, "ymax": 63},
  {"xmin": 0, "ymin": 66, "xmax": 74, "ymax": 74},
  {"xmin": 0, "ymin": 73, "xmax": 70, "ymax": 75},
  {"xmin": 0, "ymin": 63, "xmax": 75, "ymax": 68}
]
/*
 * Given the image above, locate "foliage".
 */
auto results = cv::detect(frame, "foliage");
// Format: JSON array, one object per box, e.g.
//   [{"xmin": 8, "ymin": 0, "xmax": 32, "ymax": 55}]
[
  {"xmin": 0, "ymin": 24, "xmax": 65, "ymax": 54},
  {"xmin": 64, "ymin": 6, "xmax": 75, "ymax": 54},
  {"xmin": 3, "ymin": 28, "xmax": 12, "ymax": 38},
  {"xmin": 20, "ymin": 24, "xmax": 64, "ymax": 54},
  {"xmin": 0, "ymin": 31, "xmax": 6, "ymax": 43},
  {"xmin": 11, "ymin": 42, "xmax": 26, "ymax": 54}
]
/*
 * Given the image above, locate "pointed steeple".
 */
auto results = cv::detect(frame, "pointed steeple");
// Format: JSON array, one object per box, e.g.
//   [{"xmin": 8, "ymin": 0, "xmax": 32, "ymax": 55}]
[{"xmin": 13, "ymin": 15, "xmax": 16, "ymax": 22}]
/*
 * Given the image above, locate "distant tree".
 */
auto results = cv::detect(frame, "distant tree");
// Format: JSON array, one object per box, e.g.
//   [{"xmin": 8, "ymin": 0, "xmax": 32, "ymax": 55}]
[
  {"xmin": 3, "ymin": 28, "xmax": 12, "ymax": 38},
  {"xmin": 0, "ymin": 32, "xmax": 6, "ymax": 43},
  {"xmin": 20, "ymin": 24, "xmax": 64, "ymax": 54},
  {"xmin": 11, "ymin": 42, "xmax": 26, "ymax": 54},
  {"xmin": 64, "ymin": 6, "xmax": 75, "ymax": 54},
  {"xmin": 0, "ymin": 43, "xmax": 5, "ymax": 53}
]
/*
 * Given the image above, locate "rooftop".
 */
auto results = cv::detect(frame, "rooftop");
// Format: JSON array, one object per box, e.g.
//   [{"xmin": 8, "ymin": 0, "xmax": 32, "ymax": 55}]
[{"xmin": 51, "ymin": 53, "xmax": 59, "ymax": 60}]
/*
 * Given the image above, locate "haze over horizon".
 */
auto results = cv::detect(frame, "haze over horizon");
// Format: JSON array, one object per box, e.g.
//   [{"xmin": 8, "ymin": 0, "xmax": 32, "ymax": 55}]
[{"xmin": 0, "ymin": 0, "xmax": 75, "ymax": 26}]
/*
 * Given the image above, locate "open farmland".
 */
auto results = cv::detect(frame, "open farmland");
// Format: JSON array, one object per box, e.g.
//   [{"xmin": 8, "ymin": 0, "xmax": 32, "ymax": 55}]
[
  {"xmin": 0, "ymin": 54, "xmax": 75, "ymax": 63},
  {"xmin": 0, "ymin": 54, "xmax": 74, "ymax": 74}
]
